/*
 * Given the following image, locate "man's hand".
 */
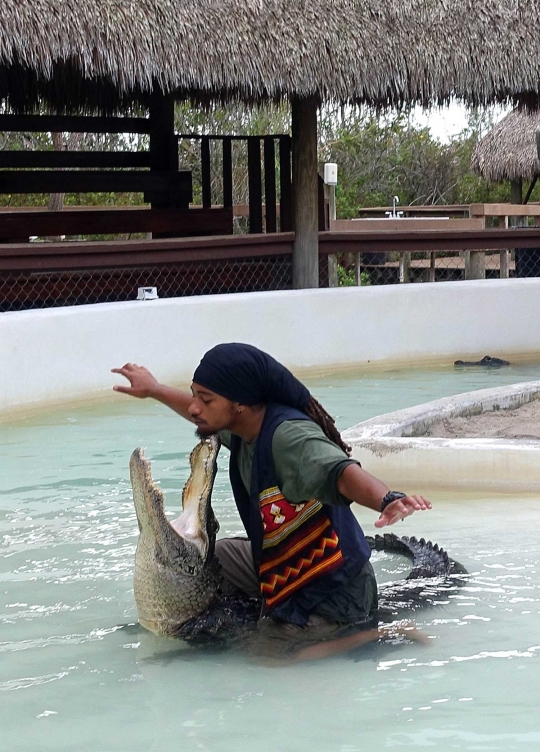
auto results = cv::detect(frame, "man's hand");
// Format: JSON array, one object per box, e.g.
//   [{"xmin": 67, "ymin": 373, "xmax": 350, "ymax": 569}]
[
  {"xmin": 111, "ymin": 363, "xmax": 160, "ymax": 399},
  {"xmin": 374, "ymin": 495, "xmax": 432, "ymax": 528}
]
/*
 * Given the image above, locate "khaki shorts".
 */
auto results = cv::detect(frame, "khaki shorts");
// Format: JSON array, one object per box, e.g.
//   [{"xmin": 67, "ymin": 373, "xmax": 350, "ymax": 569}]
[{"xmin": 215, "ymin": 537, "xmax": 378, "ymax": 659}]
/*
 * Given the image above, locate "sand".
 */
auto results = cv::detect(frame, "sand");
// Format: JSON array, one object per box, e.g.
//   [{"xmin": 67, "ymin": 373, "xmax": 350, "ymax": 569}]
[{"xmin": 425, "ymin": 398, "xmax": 540, "ymax": 439}]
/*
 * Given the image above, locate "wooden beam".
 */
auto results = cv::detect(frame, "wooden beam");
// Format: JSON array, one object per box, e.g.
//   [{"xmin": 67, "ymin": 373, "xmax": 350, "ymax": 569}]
[
  {"xmin": 0, "ymin": 114, "xmax": 151, "ymax": 134},
  {"xmin": 0, "ymin": 208, "xmax": 233, "ymax": 240},
  {"xmin": 222, "ymin": 138, "xmax": 233, "ymax": 209},
  {"xmin": 0, "ymin": 170, "xmax": 192, "ymax": 198},
  {"xmin": 148, "ymin": 92, "xmax": 178, "ymax": 213},
  {"xmin": 470, "ymin": 203, "xmax": 540, "ymax": 217},
  {"xmin": 0, "ymin": 232, "xmax": 295, "ymax": 272},
  {"xmin": 279, "ymin": 136, "xmax": 293, "ymax": 231},
  {"xmin": 201, "ymin": 137, "xmax": 212, "ymax": 209},
  {"xmin": 510, "ymin": 179, "xmax": 523, "ymax": 205},
  {"xmin": 0, "ymin": 151, "xmax": 152, "ymax": 169},
  {"xmin": 263, "ymin": 137, "xmax": 277, "ymax": 233},
  {"xmin": 319, "ymin": 227, "xmax": 540, "ymax": 254},
  {"xmin": 291, "ymin": 96, "xmax": 319, "ymax": 288},
  {"xmin": 331, "ymin": 218, "xmax": 484, "ymax": 231},
  {"xmin": 248, "ymin": 137, "xmax": 263, "ymax": 234}
]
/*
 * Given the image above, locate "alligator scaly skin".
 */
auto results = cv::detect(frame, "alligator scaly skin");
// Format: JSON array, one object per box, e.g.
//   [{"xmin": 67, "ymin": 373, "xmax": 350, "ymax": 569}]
[{"xmin": 366, "ymin": 533, "xmax": 468, "ymax": 619}]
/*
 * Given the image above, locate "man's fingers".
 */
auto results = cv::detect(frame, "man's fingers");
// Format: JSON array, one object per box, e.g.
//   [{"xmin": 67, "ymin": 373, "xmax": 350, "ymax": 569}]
[
  {"xmin": 112, "ymin": 385, "xmax": 131, "ymax": 394},
  {"xmin": 375, "ymin": 494, "xmax": 433, "ymax": 528}
]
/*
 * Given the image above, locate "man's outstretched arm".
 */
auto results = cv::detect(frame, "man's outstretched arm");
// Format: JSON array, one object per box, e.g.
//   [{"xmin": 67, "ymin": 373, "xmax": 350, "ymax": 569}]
[
  {"xmin": 336, "ymin": 463, "xmax": 432, "ymax": 527},
  {"xmin": 111, "ymin": 363, "xmax": 193, "ymax": 421}
]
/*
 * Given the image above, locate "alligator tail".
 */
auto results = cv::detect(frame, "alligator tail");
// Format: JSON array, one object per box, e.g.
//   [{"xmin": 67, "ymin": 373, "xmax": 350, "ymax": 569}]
[{"xmin": 366, "ymin": 533, "xmax": 468, "ymax": 619}]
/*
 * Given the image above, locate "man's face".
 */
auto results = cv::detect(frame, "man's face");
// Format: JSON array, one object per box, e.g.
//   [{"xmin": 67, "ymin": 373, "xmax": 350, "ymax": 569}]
[{"xmin": 188, "ymin": 382, "xmax": 238, "ymax": 437}]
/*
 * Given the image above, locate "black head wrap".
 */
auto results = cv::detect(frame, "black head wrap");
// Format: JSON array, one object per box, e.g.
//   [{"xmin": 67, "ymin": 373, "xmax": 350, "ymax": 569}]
[{"xmin": 192, "ymin": 343, "xmax": 311, "ymax": 409}]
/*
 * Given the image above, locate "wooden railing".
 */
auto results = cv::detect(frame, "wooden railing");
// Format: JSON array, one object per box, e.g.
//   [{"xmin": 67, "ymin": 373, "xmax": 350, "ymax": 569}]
[
  {"xmin": 3, "ymin": 226, "xmax": 540, "ymax": 274},
  {"xmin": 0, "ymin": 207, "xmax": 232, "ymax": 242},
  {"xmin": 4, "ymin": 224, "xmax": 540, "ymax": 310},
  {"xmin": 176, "ymin": 134, "xmax": 293, "ymax": 233}
]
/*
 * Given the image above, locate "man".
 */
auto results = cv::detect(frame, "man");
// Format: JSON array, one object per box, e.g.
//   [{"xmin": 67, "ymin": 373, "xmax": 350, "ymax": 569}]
[{"xmin": 112, "ymin": 343, "xmax": 431, "ymax": 660}]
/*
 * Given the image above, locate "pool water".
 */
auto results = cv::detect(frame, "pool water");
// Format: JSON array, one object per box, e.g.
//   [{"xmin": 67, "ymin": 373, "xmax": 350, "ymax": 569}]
[{"xmin": 1, "ymin": 362, "xmax": 540, "ymax": 751}]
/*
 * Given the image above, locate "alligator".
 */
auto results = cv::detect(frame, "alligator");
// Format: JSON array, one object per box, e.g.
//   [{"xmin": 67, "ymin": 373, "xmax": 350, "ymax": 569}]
[
  {"xmin": 130, "ymin": 437, "xmax": 467, "ymax": 646},
  {"xmin": 454, "ymin": 355, "xmax": 510, "ymax": 367}
]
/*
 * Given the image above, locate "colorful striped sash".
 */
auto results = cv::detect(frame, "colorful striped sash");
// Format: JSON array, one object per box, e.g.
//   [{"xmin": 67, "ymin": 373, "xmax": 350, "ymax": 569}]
[{"xmin": 258, "ymin": 487, "xmax": 345, "ymax": 608}]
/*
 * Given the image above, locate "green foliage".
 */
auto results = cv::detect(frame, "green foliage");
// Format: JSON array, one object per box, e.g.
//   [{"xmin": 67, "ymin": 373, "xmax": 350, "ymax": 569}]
[
  {"xmin": 318, "ymin": 106, "xmax": 523, "ymax": 215},
  {"xmin": 337, "ymin": 264, "xmax": 371, "ymax": 286}
]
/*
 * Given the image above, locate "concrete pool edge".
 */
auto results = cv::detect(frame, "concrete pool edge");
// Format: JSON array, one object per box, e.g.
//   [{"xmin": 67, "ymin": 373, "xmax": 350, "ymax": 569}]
[{"xmin": 343, "ymin": 382, "xmax": 540, "ymax": 492}]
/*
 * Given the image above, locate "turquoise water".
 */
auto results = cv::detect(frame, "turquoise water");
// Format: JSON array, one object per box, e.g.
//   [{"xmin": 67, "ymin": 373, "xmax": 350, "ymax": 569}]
[{"xmin": 1, "ymin": 362, "xmax": 540, "ymax": 751}]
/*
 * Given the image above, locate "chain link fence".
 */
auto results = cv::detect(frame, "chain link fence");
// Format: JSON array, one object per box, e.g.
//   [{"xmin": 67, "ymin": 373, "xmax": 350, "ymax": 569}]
[
  {"xmin": 3, "ymin": 247, "xmax": 540, "ymax": 312},
  {"xmin": 0, "ymin": 256, "xmax": 293, "ymax": 312},
  {"xmin": 330, "ymin": 248, "xmax": 540, "ymax": 286}
]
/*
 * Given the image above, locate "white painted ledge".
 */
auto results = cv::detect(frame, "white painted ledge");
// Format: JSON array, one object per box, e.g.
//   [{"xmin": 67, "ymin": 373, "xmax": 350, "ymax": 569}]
[
  {"xmin": 3, "ymin": 278, "xmax": 540, "ymax": 412},
  {"xmin": 343, "ymin": 382, "xmax": 540, "ymax": 492}
]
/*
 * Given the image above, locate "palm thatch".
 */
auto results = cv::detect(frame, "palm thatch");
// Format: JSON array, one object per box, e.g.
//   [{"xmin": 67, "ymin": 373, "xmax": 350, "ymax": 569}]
[
  {"xmin": 4, "ymin": 1, "xmax": 540, "ymax": 113},
  {"xmin": 471, "ymin": 110, "xmax": 540, "ymax": 182}
]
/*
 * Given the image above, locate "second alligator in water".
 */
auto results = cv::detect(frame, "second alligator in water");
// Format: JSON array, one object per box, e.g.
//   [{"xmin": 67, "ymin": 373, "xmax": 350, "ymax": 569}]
[
  {"xmin": 454, "ymin": 355, "xmax": 510, "ymax": 367},
  {"xmin": 130, "ymin": 437, "xmax": 467, "ymax": 645}
]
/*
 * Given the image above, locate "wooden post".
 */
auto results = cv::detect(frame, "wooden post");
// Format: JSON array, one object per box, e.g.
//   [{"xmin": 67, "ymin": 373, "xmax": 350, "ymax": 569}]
[
  {"xmin": 278, "ymin": 136, "xmax": 293, "ymax": 232},
  {"xmin": 149, "ymin": 90, "xmax": 178, "ymax": 210},
  {"xmin": 499, "ymin": 215, "xmax": 510, "ymax": 278},
  {"xmin": 247, "ymin": 137, "xmax": 263, "ymax": 234},
  {"xmin": 464, "ymin": 203, "xmax": 485, "ymax": 280},
  {"xmin": 327, "ymin": 183, "xmax": 338, "ymax": 287},
  {"xmin": 399, "ymin": 253, "xmax": 410, "ymax": 283},
  {"xmin": 510, "ymin": 179, "xmax": 523, "ymax": 279},
  {"xmin": 468, "ymin": 250, "xmax": 486, "ymax": 279},
  {"xmin": 291, "ymin": 96, "xmax": 319, "ymax": 289},
  {"xmin": 510, "ymin": 179, "xmax": 523, "ymax": 213},
  {"xmin": 354, "ymin": 253, "xmax": 362, "ymax": 285}
]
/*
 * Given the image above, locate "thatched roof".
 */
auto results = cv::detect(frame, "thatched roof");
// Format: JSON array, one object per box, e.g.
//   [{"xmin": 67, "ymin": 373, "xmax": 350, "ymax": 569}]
[
  {"xmin": 5, "ymin": 1, "xmax": 540, "ymax": 113},
  {"xmin": 471, "ymin": 110, "xmax": 540, "ymax": 182}
]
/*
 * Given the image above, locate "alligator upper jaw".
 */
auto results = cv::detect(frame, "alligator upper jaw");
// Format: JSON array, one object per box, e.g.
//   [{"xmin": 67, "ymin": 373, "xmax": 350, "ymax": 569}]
[{"xmin": 130, "ymin": 437, "xmax": 220, "ymax": 570}]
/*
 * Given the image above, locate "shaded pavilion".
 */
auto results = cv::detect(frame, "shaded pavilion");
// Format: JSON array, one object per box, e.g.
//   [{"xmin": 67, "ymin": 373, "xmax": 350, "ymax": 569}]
[
  {"xmin": 471, "ymin": 108, "xmax": 540, "ymax": 278},
  {"xmin": 4, "ymin": 1, "xmax": 540, "ymax": 288},
  {"xmin": 471, "ymin": 109, "xmax": 540, "ymax": 204}
]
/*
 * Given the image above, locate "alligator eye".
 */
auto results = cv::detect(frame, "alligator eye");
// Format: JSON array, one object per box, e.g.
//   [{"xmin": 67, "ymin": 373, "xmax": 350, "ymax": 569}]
[{"xmin": 188, "ymin": 566, "xmax": 194, "ymax": 574}]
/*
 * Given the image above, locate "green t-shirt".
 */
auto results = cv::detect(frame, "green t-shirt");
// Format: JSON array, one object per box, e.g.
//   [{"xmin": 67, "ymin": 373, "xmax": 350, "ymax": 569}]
[
  {"xmin": 219, "ymin": 419, "xmax": 359, "ymax": 505},
  {"xmin": 219, "ymin": 420, "xmax": 377, "ymax": 625}
]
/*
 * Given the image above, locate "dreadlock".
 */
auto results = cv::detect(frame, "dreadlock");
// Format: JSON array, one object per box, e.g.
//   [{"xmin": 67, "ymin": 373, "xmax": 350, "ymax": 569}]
[{"xmin": 303, "ymin": 395, "xmax": 352, "ymax": 457}]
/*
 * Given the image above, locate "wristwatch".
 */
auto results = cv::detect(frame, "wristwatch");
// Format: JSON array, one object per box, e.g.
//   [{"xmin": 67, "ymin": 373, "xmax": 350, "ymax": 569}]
[{"xmin": 380, "ymin": 491, "xmax": 407, "ymax": 514}]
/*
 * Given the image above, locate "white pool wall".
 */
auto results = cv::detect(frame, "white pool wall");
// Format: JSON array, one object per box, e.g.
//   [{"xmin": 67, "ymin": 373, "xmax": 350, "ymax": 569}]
[{"xmin": 2, "ymin": 278, "xmax": 540, "ymax": 412}]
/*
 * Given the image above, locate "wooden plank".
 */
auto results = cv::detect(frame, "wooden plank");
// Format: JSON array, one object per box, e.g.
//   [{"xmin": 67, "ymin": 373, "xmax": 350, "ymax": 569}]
[
  {"xmin": 279, "ymin": 136, "xmax": 292, "ymax": 232},
  {"xmin": 263, "ymin": 137, "xmax": 277, "ymax": 233},
  {"xmin": 0, "ymin": 170, "xmax": 192, "ymax": 198},
  {"xmin": 0, "ymin": 208, "xmax": 233, "ymax": 240},
  {"xmin": 176, "ymin": 133, "xmax": 289, "ymax": 141},
  {"xmin": 224, "ymin": 204, "xmax": 281, "ymax": 218},
  {"xmin": 222, "ymin": 138, "xmax": 233, "ymax": 209},
  {"xmin": 500, "ymin": 250, "xmax": 510, "ymax": 278},
  {"xmin": 471, "ymin": 203, "xmax": 540, "ymax": 217},
  {"xmin": 0, "ymin": 232, "xmax": 295, "ymax": 273},
  {"xmin": 291, "ymin": 96, "xmax": 319, "ymax": 288},
  {"xmin": 331, "ymin": 218, "xmax": 484, "ymax": 231},
  {"xmin": 358, "ymin": 204, "xmax": 470, "ymax": 218},
  {"xmin": 248, "ymin": 137, "xmax": 263, "ymax": 234},
  {"xmin": 319, "ymin": 227, "xmax": 540, "ymax": 254},
  {"xmin": 0, "ymin": 151, "xmax": 152, "ymax": 169},
  {"xmin": 201, "ymin": 137, "xmax": 211, "ymax": 209},
  {"xmin": 0, "ymin": 114, "xmax": 151, "ymax": 134}
]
